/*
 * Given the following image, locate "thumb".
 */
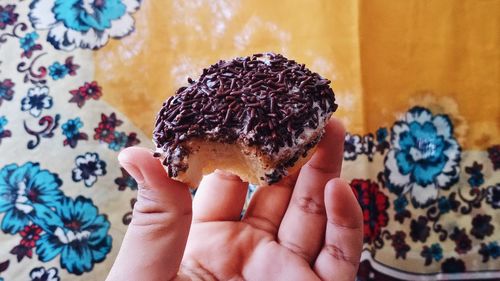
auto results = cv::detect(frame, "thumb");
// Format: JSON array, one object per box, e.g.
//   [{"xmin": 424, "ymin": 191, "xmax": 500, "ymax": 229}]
[{"xmin": 107, "ymin": 147, "xmax": 192, "ymax": 281}]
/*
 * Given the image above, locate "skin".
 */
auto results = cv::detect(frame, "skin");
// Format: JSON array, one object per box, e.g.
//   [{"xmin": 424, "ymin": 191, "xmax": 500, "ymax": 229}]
[{"xmin": 107, "ymin": 118, "xmax": 363, "ymax": 281}]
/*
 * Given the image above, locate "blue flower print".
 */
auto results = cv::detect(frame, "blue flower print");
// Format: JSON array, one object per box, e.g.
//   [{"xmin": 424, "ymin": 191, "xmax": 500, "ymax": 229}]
[
  {"xmin": 429, "ymin": 244, "xmax": 443, "ymax": 261},
  {"xmin": 393, "ymin": 196, "xmax": 408, "ymax": 213},
  {"xmin": 393, "ymin": 196, "xmax": 411, "ymax": 223},
  {"xmin": 19, "ymin": 31, "xmax": 38, "ymax": 51},
  {"xmin": 61, "ymin": 118, "xmax": 88, "ymax": 148},
  {"xmin": 0, "ymin": 116, "xmax": 11, "ymax": 144},
  {"xmin": 479, "ymin": 241, "xmax": 500, "ymax": 263},
  {"xmin": 48, "ymin": 57, "xmax": 79, "ymax": 81},
  {"xmin": 0, "ymin": 5, "xmax": 18, "ymax": 30},
  {"xmin": 72, "ymin": 153, "xmax": 106, "ymax": 187},
  {"xmin": 21, "ymin": 86, "xmax": 53, "ymax": 117},
  {"xmin": 376, "ymin": 127, "xmax": 388, "ymax": 143},
  {"xmin": 487, "ymin": 242, "xmax": 500, "ymax": 258},
  {"xmin": 0, "ymin": 162, "xmax": 63, "ymax": 234},
  {"xmin": 467, "ymin": 174, "xmax": 484, "ymax": 188},
  {"xmin": 108, "ymin": 131, "xmax": 127, "ymax": 151},
  {"xmin": 436, "ymin": 194, "xmax": 460, "ymax": 215},
  {"xmin": 35, "ymin": 196, "xmax": 112, "ymax": 275},
  {"xmin": 384, "ymin": 107, "xmax": 461, "ymax": 208},
  {"xmin": 61, "ymin": 118, "xmax": 82, "ymax": 139},
  {"xmin": 19, "ymin": 32, "xmax": 42, "ymax": 58},
  {"xmin": 421, "ymin": 243, "xmax": 443, "ymax": 265},
  {"xmin": 48, "ymin": 62, "xmax": 69, "ymax": 80},
  {"xmin": 29, "ymin": 0, "xmax": 141, "ymax": 50},
  {"xmin": 0, "ymin": 116, "xmax": 7, "ymax": 132},
  {"xmin": 465, "ymin": 161, "xmax": 484, "ymax": 188},
  {"xmin": 437, "ymin": 196, "xmax": 451, "ymax": 214}
]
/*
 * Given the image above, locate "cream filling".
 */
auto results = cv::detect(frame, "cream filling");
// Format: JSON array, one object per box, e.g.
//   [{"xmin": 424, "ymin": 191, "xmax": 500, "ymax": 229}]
[{"xmin": 175, "ymin": 141, "xmax": 266, "ymax": 185}]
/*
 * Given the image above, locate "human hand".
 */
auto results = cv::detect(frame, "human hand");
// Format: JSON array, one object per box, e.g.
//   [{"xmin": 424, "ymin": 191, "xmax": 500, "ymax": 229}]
[{"xmin": 107, "ymin": 118, "xmax": 363, "ymax": 281}]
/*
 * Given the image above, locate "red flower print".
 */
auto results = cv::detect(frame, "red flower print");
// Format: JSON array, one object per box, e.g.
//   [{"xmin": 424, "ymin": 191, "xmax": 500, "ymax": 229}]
[
  {"xmin": 94, "ymin": 123, "xmax": 116, "ymax": 143},
  {"xmin": 69, "ymin": 81, "xmax": 102, "ymax": 108},
  {"xmin": 93, "ymin": 113, "xmax": 123, "ymax": 143},
  {"xmin": 351, "ymin": 179, "xmax": 389, "ymax": 243},
  {"xmin": 10, "ymin": 224, "xmax": 42, "ymax": 262},
  {"xmin": 19, "ymin": 224, "xmax": 42, "ymax": 248},
  {"xmin": 99, "ymin": 112, "xmax": 123, "ymax": 128}
]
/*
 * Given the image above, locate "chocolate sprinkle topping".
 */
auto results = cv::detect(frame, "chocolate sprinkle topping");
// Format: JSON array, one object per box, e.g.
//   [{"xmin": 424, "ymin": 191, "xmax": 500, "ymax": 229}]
[{"xmin": 153, "ymin": 53, "xmax": 337, "ymax": 181}]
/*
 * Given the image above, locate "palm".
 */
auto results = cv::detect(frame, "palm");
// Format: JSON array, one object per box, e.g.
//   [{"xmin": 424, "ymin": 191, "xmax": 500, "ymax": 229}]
[
  {"xmin": 183, "ymin": 222, "xmax": 313, "ymax": 280},
  {"xmin": 108, "ymin": 119, "xmax": 363, "ymax": 281}
]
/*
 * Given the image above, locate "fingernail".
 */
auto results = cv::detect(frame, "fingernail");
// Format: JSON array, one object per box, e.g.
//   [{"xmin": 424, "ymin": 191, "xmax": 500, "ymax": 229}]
[{"xmin": 120, "ymin": 161, "xmax": 145, "ymax": 184}]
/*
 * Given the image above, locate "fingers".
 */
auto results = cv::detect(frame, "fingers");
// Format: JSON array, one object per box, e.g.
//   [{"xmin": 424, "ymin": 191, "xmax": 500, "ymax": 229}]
[
  {"xmin": 107, "ymin": 147, "xmax": 192, "ymax": 281},
  {"xmin": 307, "ymin": 118, "xmax": 346, "ymax": 176},
  {"xmin": 242, "ymin": 172, "xmax": 298, "ymax": 234},
  {"xmin": 192, "ymin": 170, "xmax": 248, "ymax": 222},
  {"xmin": 278, "ymin": 118, "xmax": 345, "ymax": 263},
  {"xmin": 313, "ymin": 179, "xmax": 363, "ymax": 281}
]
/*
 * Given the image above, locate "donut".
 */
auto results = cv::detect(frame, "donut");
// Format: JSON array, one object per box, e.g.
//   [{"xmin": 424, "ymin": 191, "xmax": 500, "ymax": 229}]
[{"xmin": 153, "ymin": 53, "xmax": 337, "ymax": 187}]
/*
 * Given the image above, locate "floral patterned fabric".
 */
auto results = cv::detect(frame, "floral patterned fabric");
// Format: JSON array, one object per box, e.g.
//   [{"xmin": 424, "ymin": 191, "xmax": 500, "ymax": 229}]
[
  {"xmin": 0, "ymin": 1, "xmax": 144, "ymax": 279},
  {"xmin": 0, "ymin": 0, "xmax": 499, "ymax": 280},
  {"xmin": 345, "ymin": 108, "xmax": 500, "ymax": 280}
]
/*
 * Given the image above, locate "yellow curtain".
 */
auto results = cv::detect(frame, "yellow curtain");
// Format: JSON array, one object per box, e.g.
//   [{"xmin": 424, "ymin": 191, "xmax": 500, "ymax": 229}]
[{"xmin": 97, "ymin": 0, "xmax": 499, "ymax": 151}]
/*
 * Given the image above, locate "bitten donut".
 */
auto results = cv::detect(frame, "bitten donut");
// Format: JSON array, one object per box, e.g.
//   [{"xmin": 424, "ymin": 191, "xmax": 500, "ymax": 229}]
[{"xmin": 153, "ymin": 53, "xmax": 337, "ymax": 187}]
